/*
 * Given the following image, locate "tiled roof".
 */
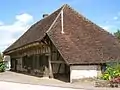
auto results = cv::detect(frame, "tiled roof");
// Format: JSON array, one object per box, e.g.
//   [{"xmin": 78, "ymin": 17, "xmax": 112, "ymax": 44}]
[{"xmin": 4, "ymin": 4, "xmax": 120, "ymax": 64}]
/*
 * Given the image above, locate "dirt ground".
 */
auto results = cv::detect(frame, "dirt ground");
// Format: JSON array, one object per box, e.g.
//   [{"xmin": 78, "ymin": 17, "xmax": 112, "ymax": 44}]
[{"xmin": 0, "ymin": 71, "xmax": 120, "ymax": 90}]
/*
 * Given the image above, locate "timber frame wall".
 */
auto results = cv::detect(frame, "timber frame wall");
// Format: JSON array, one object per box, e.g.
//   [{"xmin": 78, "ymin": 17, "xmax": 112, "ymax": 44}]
[{"xmin": 9, "ymin": 36, "xmax": 70, "ymax": 78}]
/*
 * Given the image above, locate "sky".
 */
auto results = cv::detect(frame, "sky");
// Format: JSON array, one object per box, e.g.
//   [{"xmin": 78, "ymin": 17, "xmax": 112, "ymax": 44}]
[{"xmin": 0, "ymin": 0, "xmax": 120, "ymax": 52}]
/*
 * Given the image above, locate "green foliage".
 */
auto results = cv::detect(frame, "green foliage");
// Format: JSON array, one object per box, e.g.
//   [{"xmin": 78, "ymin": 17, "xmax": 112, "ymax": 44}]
[
  {"xmin": 0, "ymin": 62, "xmax": 5, "ymax": 72},
  {"xmin": 114, "ymin": 29, "xmax": 120, "ymax": 39},
  {"xmin": 101, "ymin": 62, "xmax": 120, "ymax": 80}
]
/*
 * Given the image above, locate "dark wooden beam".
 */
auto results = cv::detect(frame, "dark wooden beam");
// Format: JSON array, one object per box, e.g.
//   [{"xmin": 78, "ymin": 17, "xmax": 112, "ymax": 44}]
[
  {"xmin": 51, "ymin": 60, "xmax": 65, "ymax": 64},
  {"xmin": 57, "ymin": 63, "xmax": 61, "ymax": 73}
]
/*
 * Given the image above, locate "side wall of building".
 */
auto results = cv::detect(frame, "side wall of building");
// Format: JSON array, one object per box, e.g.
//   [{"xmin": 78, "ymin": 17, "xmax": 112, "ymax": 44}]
[
  {"xmin": 3, "ymin": 55, "xmax": 11, "ymax": 70},
  {"xmin": 70, "ymin": 65, "xmax": 101, "ymax": 83}
]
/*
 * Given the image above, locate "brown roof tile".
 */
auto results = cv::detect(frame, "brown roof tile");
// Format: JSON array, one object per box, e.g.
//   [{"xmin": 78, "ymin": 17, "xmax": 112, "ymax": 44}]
[
  {"xmin": 47, "ymin": 5, "xmax": 120, "ymax": 64},
  {"xmin": 4, "ymin": 4, "xmax": 120, "ymax": 64},
  {"xmin": 4, "ymin": 6, "xmax": 63, "ymax": 53}
]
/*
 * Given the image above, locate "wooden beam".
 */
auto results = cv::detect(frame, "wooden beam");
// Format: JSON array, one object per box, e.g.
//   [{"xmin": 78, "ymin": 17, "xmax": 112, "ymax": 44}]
[
  {"xmin": 48, "ymin": 43, "xmax": 53, "ymax": 78},
  {"xmin": 48, "ymin": 55, "xmax": 54, "ymax": 78},
  {"xmin": 57, "ymin": 63, "xmax": 61, "ymax": 73},
  {"xmin": 51, "ymin": 60, "xmax": 65, "ymax": 64},
  {"xmin": 5, "ymin": 42, "xmax": 46, "ymax": 55}
]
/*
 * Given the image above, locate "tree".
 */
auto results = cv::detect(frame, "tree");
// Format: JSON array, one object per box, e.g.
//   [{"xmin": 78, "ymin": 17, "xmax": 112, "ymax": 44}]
[
  {"xmin": 0, "ymin": 53, "xmax": 3, "ymax": 62},
  {"xmin": 114, "ymin": 29, "xmax": 120, "ymax": 39}
]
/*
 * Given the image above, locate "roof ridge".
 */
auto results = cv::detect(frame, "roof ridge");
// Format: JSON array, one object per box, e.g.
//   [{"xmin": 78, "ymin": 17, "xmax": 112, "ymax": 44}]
[
  {"xmin": 35, "ymin": 4, "xmax": 66, "ymax": 42},
  {"xmin": 66, "ymin": 5, "xmax": 93, "ymax": 23},
  {"xmin": 34, "ymin": 5, "xmax": 64, "ymax": 42},
  {"xmin": 66, "ymin": 4, "xmax": 111, "ymax": 33},
  {"xmin": 46, "ymin": 5, "xmax": 66, "ymax": 33}
]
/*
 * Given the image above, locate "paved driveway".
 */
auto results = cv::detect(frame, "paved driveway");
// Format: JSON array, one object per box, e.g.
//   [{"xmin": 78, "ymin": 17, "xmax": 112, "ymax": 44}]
[
  {"xmin": 0, "ymin": 71, "xmax": 65, "ymax": 85},
  {"xmin": 0, "ymin": 71, "xmax": 79, "ymax": 88},
  {"xmin": 0, "ymin": 81, "xmax": 83, "ymax": 90},
  {"xmin": 0, "ymin": 71, "xmax": 120, "ymax": 90}
]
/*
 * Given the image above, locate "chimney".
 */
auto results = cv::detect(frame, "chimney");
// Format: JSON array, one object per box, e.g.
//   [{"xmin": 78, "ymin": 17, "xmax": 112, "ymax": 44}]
[{"xmin": 43, "ymin": 14, "xmax": 49, "ymax": 18}]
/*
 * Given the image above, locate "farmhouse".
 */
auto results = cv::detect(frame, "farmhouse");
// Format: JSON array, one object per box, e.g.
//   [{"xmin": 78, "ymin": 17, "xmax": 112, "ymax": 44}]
[{"xmin": 3, "ymin": 4, "xmax": 120, "ymax": 82}]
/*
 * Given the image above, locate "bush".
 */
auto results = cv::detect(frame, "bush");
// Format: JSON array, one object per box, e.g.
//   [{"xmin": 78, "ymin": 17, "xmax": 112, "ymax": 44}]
[
  {"xmin": 0, "ymin": 62, "xmax": 6, "ymax": 72},
  {"xmin": 100, "ymin": 62, "xmax": 120, "ymax": 81}
]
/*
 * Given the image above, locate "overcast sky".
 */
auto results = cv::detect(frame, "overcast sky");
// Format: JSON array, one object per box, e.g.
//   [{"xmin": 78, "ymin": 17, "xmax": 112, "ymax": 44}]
[{"xmin": 0, "ymin": 0, "xmax": 120, "ymax": 52}]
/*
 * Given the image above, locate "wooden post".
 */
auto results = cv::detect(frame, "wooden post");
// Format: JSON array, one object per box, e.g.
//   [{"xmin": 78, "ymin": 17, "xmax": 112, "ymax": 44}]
[
  {"xmin": 48, "ymin": 54, "xmax": 54, "ymax": 78},
  {"xmin": 48, "ymin": 41, "xmax": 54, "ymax": 78}
]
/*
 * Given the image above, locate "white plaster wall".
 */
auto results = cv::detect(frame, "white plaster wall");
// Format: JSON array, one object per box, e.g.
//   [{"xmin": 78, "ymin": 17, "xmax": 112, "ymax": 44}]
[
  {"xmin": 70, "ymin": 65, "xmax": 98, "ymax": 83},
  {"xmin": 3, "ymin": 55, "xmax": 11, "ymax": 70}
]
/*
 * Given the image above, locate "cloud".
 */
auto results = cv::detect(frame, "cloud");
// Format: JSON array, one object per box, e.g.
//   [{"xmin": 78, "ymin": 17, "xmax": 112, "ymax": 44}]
[
  {"xmin": 101, "ymin": 12, "xmax": 120, "ymax": 33},
  {"xmin": 112, "ymin": 12, "xmax": 120, "ymax": 21},
  {"xmin": 101, "ymin": 25, "xmax": 118, "ymax": 34},
  {"xmin": 0, "ymin": 21, "xmax": 4, "ymax": 25},
  {"xmin": 113, "ymin": 16, "xmax": 118, "ymax": 20},
  {"xmin": 16, "ymin": 13, "xmax": 33, "ymax": 24},
  {"xmin": 0, "ymin": 13, "xmax": 33, "ymax": 33},
  {"xmin": 0, "ymin": 13, "xmax": 34, "ymax": 52},
  {"xmin": 102, "ymin": 26, "xmax": 110, "ymax": 30}
]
